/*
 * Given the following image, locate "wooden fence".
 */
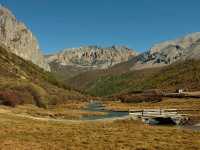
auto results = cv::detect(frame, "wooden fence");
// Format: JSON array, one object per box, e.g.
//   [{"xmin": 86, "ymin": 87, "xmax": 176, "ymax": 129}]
[{"xmin": 129, "ymin": 109, "xmax": 199, "ymax": 117}]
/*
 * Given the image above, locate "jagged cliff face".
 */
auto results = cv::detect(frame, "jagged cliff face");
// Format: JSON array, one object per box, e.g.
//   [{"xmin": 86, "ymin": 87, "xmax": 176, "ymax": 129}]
[
  {"xmin": 132, "ymin": 32, "xmax": 200, "ymax": 70},
  {"xmin": 46, "ymin": 46, "xmax": 137, "ymax": 69},
  {"xmin": 0, "ymin": 5, "xmax": 50, "ymax": 71}
]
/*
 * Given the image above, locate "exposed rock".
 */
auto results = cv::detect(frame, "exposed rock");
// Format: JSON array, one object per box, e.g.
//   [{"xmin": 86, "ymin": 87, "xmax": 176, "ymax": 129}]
[
  {"xmin": 132, "ymin": 32, "xmax": 200, "ymax": 70},
  {"xmin": 0, "ymin": 5, "xmax": 50, "ymax": 71},
  {"xmin": 46, "ymin": 45, "xmax": 138, "ymax": 69}
]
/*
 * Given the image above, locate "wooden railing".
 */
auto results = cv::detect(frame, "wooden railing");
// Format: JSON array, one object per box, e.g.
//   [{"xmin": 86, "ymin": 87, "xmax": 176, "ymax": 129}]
[{"xmin": 129, "ymin": 109, "xmax": 199, "ymax": 117}]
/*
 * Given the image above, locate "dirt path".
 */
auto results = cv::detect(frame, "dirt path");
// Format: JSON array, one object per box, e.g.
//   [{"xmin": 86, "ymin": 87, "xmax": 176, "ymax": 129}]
[{"xmin": 0, "ymin": 108, "xmax": 130, "ymax": 124}]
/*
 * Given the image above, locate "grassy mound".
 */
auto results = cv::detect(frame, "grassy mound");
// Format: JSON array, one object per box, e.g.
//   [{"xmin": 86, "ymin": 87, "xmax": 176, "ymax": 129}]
[{"xmin": 0, "ymin": 45, "xmax": 86, "ymax": 107}]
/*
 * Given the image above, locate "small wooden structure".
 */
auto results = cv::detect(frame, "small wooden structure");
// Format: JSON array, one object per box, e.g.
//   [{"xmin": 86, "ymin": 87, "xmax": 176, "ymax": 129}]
[
  {"xmin": 129, "ymin": 109, "xmax": 189, "ymax": 125},
  {"xmin": 177, "ymin": 89, "xmax": 184, "ymax": 94}
]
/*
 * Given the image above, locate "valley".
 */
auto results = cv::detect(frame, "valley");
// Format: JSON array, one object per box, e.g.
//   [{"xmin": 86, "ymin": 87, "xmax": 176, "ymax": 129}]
[
  {"xmin": 0, "ymin": 98, "xmax": 200, "ymax": 149},
  {"xmin": 0, "ymin": 3, "xmax": 200, "ymax": 150}
]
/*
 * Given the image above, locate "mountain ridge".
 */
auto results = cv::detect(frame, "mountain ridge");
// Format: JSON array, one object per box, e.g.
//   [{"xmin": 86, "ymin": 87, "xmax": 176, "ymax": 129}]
[
  {"xmin": 132, "ymin": 32, "xmax": 200, "ymax": 70},
  {"xmin": 63, "ymin": 32, "xmax": 200, "ymax": 96},
  {"xmin": 0, "ymin": 5, "xmax": 50, "ymax": 71},
  {"xmin": 46, "ymin": 45, "xmax": 138, "ymax": 80},
  {"xmin": 47, "ymin": 32, "xmax": 200, "ymax": 77},
  {"xmin": 46, "ymin": 45, "xmax": 138, "ymax": 69}
]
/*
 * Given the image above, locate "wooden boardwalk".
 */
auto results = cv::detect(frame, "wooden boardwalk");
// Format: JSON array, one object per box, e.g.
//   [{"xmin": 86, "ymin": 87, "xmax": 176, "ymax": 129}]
[
  {"xmin": 129, "ymin": 109, "xmax": 191, "ymax": 125},
  {"xmin": 163, "ymin": 91, "xmax": 200, "ymax": 98}
]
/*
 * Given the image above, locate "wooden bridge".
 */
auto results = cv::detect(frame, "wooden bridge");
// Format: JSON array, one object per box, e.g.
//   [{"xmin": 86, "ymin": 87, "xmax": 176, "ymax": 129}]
[{"xmin": 129, "ymin": 109, "xmax": 191, "ymax": 125}]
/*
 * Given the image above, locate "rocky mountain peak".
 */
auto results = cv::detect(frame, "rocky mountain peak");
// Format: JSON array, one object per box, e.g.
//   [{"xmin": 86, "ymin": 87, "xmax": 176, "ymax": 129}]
[
  {"xmin": 0, "ymin": 4, "xmax": 15, "ymax": 19},
  {"xmin": 0, "ymin": 5, "xmax": 50, "ymax": 71},
  {"xmin": 132, "ymin": 32, "xmax": 200, "ymax": 70},
  {"xmin": 149, "ymin": 32, "xmax": 200, "ymax": 54},
  {"xmin": 46, "ymin": 45, "xmax": 138, "ymax": 69}
]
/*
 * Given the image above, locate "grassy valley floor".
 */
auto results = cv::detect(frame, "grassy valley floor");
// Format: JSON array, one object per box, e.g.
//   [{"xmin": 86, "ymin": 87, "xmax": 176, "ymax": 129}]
[
  {"xmin": 104, "ymin": 98, "xmax": 200, "ymax": 111},
  {"xmin": 0, "ymin": 113, "xmax": 200, "ymax": 150},
  {"xmin": 0, "ymin": 98, "xmax": 200, "ymax": 150}
]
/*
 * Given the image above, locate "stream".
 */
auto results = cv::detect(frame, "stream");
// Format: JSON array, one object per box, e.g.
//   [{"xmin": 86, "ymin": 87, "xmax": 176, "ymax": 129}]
[
  {"xmin": 81, "ymin": 101, "xmax": 129, "ymax": 120},
  {"xmin": 81, "ymin": 101, "xmax": 200, "ymax": 131}
]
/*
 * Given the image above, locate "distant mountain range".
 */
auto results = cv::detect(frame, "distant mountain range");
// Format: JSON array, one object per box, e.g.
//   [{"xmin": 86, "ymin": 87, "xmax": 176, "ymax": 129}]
[
  {"xmin": 47, "ymin": 32, "xmax": 200, "ymax": 83},
  {"xmin": 62, "ymin": 33, "xmax": 200, "ymax": 96},
  {"xmin": 1, "ymin": 5, "xmax": 200, "ymax": 98},
  {"xmin": 46, "ymin": 45, "xmax": 137, "ymax": 69},
  {"xmin": 2, "ymin": 4, "xmax": 200, "ymax": 76},
  {"xmin": 133, "ymin": 32, "xmax": 200, "ymax": 70},
  {"xmin": 45, "ymin": 46, "xmax": 137, "ymax": 79}
]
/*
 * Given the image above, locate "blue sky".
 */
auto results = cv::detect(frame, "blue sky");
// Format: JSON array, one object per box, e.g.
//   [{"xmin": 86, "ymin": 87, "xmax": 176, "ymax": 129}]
[{"xmin": 1, "ymin": 0, "xmax": 200, "ymax": 54}]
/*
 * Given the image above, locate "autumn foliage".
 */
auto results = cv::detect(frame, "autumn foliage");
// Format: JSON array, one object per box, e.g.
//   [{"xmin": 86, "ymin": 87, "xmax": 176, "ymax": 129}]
[{"xmin": 0, "ymin": 91, "xmax": 22, "ymax": 107}]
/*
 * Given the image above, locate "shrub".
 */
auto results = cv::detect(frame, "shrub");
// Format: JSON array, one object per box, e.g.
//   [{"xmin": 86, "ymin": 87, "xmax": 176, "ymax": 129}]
[
  {"xmin": 0, "ymin": 91, "xmax": 22, "ymax": 107},
  {"xmin": 117, "ymin": 93, "xmax": 162, "ymax": 103},
  {"xmin": 48, "ymin": 95, "xmax": 60, "ymax": 105},
  {"xmin": 26, "ymin": 83, "xmax": 48, "ymax": 108},
  {"xmin": 2, "ymin": 82, "xmax": 48, "ymax": 108}
]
